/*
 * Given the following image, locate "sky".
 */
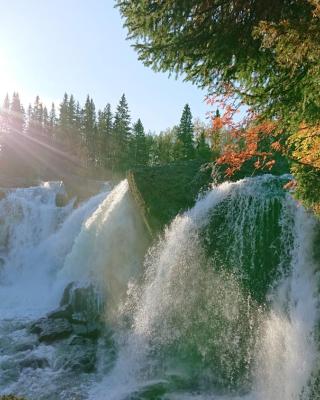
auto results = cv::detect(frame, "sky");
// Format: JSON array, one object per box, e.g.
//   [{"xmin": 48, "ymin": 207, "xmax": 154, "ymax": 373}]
[{"xmin": 0, "ymin": 0, "xmax": 210, "ymax": 133}]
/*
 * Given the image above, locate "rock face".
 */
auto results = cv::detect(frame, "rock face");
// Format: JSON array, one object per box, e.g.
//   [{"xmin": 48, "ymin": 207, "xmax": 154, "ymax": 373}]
[
  {"xmin": 28, "ymin": 282, "xmax": 104, "ymax": 344},
  {"xmin": 29, "ymin": 318, "xmax": 73, "ymax": 343},
  {"xmin": 127, "ymin": 160, "xmax": 213, "ymax": 234}
]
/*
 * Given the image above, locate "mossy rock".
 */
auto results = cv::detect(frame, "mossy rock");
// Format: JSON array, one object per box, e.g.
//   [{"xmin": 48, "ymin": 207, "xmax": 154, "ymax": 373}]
[
  {"xmin": 0, "ymin": 396, "xmax": 27, "ymax": 400},
  {"xmin": 127, "ymin": 160, "xmax": 213, "ymax": 234}
]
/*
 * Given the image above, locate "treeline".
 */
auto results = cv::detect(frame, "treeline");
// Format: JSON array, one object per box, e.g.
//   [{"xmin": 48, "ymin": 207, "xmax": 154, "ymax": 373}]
[{"xmin": 0, "ymin": 92, "xmax": 215, "ymax": 174}]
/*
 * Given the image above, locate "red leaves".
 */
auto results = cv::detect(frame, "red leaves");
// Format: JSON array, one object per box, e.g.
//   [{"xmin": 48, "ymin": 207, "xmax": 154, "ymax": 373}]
[{"xmin": 207, "ymin": 93, "xmax": 281, "ymax": 175}]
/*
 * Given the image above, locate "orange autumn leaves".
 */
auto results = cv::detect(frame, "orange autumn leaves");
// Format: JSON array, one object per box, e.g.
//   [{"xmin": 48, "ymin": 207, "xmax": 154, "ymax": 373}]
[{"xmin": 207, "ymin": 95, "xmax": 320, "ymax": 177}]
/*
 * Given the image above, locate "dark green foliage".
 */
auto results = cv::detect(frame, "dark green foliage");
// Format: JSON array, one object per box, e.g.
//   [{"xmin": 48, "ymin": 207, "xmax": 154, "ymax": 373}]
[
  {"xmin": 132, "ymin": 118, "xmax": 148, "ymax": 166},
  {"xmin": 175, "ymin": 104, "xmax": 195, "ymax": 160},
  {"xmin": 112, "ymin": 94, "xmax": 131, "ymax": 170},
  {"xmin": 291, "ymin": 164, "xmax": 320, "ymax": 215},
  {"xmin": 195, "ymin": 131, "xmax": 212, "ymax": 161},
  {"xmin": 97, "ymin": 104, "xmax": 113, "ymax": 168},
  {"xmin": 117, "ymin": 0, "xmax": 320, "ymax": 211},
  {"xmin": 82, "ymin": 95, "xmax": 98, "ymax": 164}
]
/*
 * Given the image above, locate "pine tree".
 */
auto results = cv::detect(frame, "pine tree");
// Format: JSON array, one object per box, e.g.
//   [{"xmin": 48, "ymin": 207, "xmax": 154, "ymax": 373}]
[
  {"xmin": 58, "ymin": 93, "xmax": 70, "ymax": 146},
  {"xmin": 195, "ymin": 131, "xmax": 212, "ymax": 161},
  {"xmin": 97, "ymin": 103, "xmax": 113, "ymax": 168},
  {"xmin": 176, "ymin": 104, "xmax": 195, "ymax": 160},
  {"xmin": 132, "ymin": 118, "xmax": 148, "ymax": 166},
  {"xmin": 43, "ymin": 106, "xmax": 50, "ymax": 136},
  {"xmin": 112, "ymin": 94, "xmax": 131, "ymax": 170},
  {"xmin": 82, "ymin": 95, "xmax": 97, "ymax": 165},
  {"xmin": 10, "ymin": 92, "xmax": 25, "ymax": 135},
  {"xmin": 0, "ymin": 94, "xmax": 10, "ymax": 134},
  {"xmin": 49, "ymin": 103, "xmax": 57, "ymax": 139}
]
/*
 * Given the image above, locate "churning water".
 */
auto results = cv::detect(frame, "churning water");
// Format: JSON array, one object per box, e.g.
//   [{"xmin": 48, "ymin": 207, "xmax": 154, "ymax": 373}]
[{"xmin": 0, "ymin": 176, "xmax": 319, "ymax": 399}]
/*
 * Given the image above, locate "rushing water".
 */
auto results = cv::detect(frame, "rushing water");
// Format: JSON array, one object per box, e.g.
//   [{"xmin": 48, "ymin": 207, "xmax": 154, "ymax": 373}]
[{"xmin": 0, "ymin": 176, "xmax": 319, "ymax": 399}]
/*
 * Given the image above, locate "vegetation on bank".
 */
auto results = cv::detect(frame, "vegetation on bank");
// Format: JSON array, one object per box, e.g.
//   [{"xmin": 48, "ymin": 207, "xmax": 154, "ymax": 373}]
[
  {"xmin": 118, "ymin": 0, "xmax": 320, "ymax": 215},
  {"xmin": 0, "ymin": 396, "xmax": 26, "ymax": 400},
  {"xmin": 128, "ymin": 160, "xmax": 212, "ymax": 233}
]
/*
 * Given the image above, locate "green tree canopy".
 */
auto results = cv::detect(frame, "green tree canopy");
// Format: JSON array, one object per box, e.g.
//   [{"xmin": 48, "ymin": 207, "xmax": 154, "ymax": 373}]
[{"xmin": 117, "ymin": 0, "xmax": 319, "ymax": 124}]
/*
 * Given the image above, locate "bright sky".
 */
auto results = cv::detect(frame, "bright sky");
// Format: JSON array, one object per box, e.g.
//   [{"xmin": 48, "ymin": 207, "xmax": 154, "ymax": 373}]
[{"xmin": 0, "ymin": 0, "xmax": 210, "ymax": 133}]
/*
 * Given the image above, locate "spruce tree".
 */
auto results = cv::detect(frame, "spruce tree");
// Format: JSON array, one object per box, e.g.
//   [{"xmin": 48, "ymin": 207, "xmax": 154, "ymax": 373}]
[
  {"xmin": 82, "ymin": 95, "xmax": 97, "ymax": 165},
  {"xmin": 43, "ymin": 106, "xmax": 49, "ymax": 136},
  {"xmin": 195, "ymin": 131, "xmax": 212, "ymax": 161},
  {"xmin": 0, "ymin": 94, "xmax": 10, "ymax": 134},
  {"xmin": 10, "ymin": 92, "xmax": 25, "ymax": 135},
  {"xmin": 112, "ymin": 94, "xmax": 131, "ymax": 171},
  {"xmin": 49, "ymin": 103, "xmax": 57, "ymax": 139},
  {"xmin": 176, "ymin": 104, "xmax": 195, "ymax": 160},
  {"xmin": 97, "ymin": 103, "xmax": 113, "ymax": 168},
  {"xmin": 132, "ymin": 118, "xmax": 148, "ymax": 166}
]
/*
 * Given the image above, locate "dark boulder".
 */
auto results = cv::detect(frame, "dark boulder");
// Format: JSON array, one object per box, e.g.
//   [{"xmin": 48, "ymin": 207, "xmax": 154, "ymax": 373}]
[
  {"xmin": 55, "ymin": 192, "xmax": 69, "ymax": 207},
  {"xmin": 29, "ymin": 318, "xmax": 73, "ymax": 343}
]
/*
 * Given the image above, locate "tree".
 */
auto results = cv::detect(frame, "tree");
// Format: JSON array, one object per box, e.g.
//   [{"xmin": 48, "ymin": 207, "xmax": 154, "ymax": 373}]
[
  {"xmin": 175, "ymin": 104, "xmax": 195, "ymax": 160},
  {"xmin": 97, "ymin": 103, "xmax": 113, "ymax": 168},
  {"xmin": 152, "ymin": 127, "xmax": 177, "ymax": 165},
  {"xmin": 10, "ymin": 92, "xmax": 25, "ymax": 135},
  {"xmin": 195, "ymin": 131, "xmax": 212, "ymax": 161},
  {"xmin": 49, "ymin": 103, "xmax": 57, "ymax": 139},
  {"xmin": 0, "ymin": 94, "xmax": 10, "ymax": 134},
  {"xmin": 118, "ymin": 0, "xmax": 320, "ymax": 212},
  {"xmin": 82, "ymin": 95, "xmax": 97, "ymax": 165},
  {"xmin": 132, "ymin": 118, "xmax": 148, "ymax": 166},
  {"xmin": 112, "ymin": 94, "xmax": 131, "ymax": 170}
]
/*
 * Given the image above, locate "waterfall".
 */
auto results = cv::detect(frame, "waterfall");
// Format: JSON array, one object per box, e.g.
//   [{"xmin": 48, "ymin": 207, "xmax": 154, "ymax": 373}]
[
  {"xmin": 0, "ymin": 175, "xmax": 319, "ymax": 400},
  {"xmin": 90, "ymin": 175, "xmax": 320, "ymax": 400}
]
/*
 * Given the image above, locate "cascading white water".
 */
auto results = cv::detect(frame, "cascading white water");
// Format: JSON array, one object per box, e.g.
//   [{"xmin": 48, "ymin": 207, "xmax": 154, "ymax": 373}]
[
  {"xmin": 90, "ymin": 175, "xmax": 320, "ymax": 400},
  {"xmin": 0, "ymin": 175, "xmax": 319, "ymax": 400},
  {"xmin": 0, "ymin": 180, "xmax": 149, "ymax": 399}
]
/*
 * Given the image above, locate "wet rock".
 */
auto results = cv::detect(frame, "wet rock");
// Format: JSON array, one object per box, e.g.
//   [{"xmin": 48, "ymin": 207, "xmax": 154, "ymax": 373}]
[
  {"xmin": 47, "ymin": 304, "xmax": 72, "ymax": 320},
  {"xmin": 72, "ymin": 322, "xmax": 102, "ymax": 339},
  {"xmin": 58, "ymin": 282, "xmax": 103, "ymax": 324},
  {"xmin": 19, "ymin": 356, "xmax": 49, "ymax": 370},
  {"xmin": 29, "ymin": 318, "xmax": 73, "ymax": 343},
  {"xmin": 60, "ymin": 282, "xmax": 74, "ymax": 306},
  {"xmin": 13, "ymin": 342, "xmax": 35, "ymax": 353},
  {"xmin": 54, "ymin": 335, "xmax": 97, "ymax": 373},
  {"xmin": 55, "ymin": 192, "xmax": 68, "ymax": 207}
]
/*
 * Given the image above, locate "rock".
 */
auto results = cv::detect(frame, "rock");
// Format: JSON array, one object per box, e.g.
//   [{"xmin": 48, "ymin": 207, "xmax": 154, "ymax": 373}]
[
  {"xmin": 54, "ymin": 335, "xmax": 97, "ymax": 373},
  {"xmin": 59, "ymin": 282, "xmax": 103, "ymax": 323},
  {"xmin": 47, "ymin": 304, "xmax": 72, "ymax": 320},
  {"xmin": 13, "ymin": 342, "xmax": 35, "ymax": 353},
  {"xmin": 72, "ymin": 322, "xmax": 102, "ymax": 339},
  {"xmin": 127, "ymin": 160, "xmax": 213, "ymax": 234},
  {"xmin": 19, "ymin": 356, "xmax": 49, "ymax": 370},
  {"xmin": 29, "ymin": 318, "xmax": 73, "ymax": 343},
  {"xmin": 55, "ymin": 192, "xmax": 69, "ymax": 207},
  {"xmin": 60, "ymin": 282, "xmax": 74, "ymax": 307}
]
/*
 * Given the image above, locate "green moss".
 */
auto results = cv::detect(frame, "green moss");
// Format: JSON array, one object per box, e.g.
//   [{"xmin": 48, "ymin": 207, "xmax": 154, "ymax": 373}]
[
  {"xmin": 0, "ymin": 396, "xmax": 26, "ymax": 400},
  {"xmin": 127, "ymin": 160, "xmax": 213, "ymax": 234}
]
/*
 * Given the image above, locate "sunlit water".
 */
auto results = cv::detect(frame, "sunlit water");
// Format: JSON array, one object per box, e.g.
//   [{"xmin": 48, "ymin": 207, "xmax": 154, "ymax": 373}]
[{"xmin": 0, "ymin": 176, "xmax": 319, "ymax": 399}]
